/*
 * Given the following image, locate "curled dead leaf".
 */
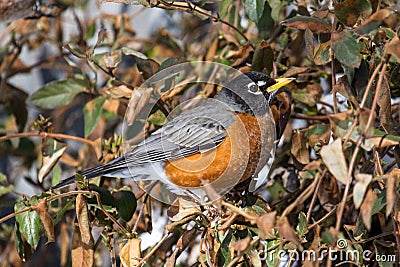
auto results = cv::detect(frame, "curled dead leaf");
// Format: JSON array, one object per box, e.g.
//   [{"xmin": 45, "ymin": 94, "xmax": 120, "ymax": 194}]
[
  {"xmin": 386, "ymin": 169, "xmax": 400, "ymax": 217},
  {"xmin": 32, "ymin": 198, "xmax": 55, "ymax": 244},
  {"xmin": 120, "ymin": 238, "xmax": 142, "ymax": 267},
  {"xmin": 320, "ymin": 138, "xmax": 349, "ymax": 185},
  {"xmin": 360, "ymin": 188, "xmax": 377, "ymax": 230},
  {"xmin": 256, "ymin": 211, "xmax": 276, "ymax": 239}
]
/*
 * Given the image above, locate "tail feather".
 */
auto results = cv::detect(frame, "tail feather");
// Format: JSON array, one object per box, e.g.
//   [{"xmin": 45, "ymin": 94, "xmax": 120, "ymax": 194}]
[{"xmin": 51, "ymin": 164, "xmax": 107, "ymax": 190}]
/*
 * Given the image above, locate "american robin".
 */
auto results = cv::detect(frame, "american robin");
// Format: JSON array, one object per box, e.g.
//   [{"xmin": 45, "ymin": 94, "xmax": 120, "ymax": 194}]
[{"xmin": 52, "ymin": 72, "xmax": 293, "ymax": 201}]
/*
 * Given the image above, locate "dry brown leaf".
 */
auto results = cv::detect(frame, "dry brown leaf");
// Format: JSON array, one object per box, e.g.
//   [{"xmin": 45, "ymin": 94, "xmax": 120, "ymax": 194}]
[
  {"xmin": 206, "ymin": 37, "xmax": 219, "ymax": 60},
  {"xmin": 317, "ymin": 173, "xmax": 341, "ymax": 211},
  {"xmin": 167, "ymin": 198, "xmax": 202, "ymax": 222},
  {"xmin": 256, "ymin": 211, "xmax": 276, "ymax": 239},
  {"xmin": 368, "ymin": 136, "xmax": 399, "ymax": 148},
  {"xmin": 282, "ymin": 16, "xmax": 331, "ymax": 33},
  {"xmin": 386, "ymin": 35, "xmax": 400, "ymax": 61},
  {"xmin": 126, "ymin": 87, "xmax": 153, "ymax": 125},
  {"xmin": 120, "ymin": 238, "xmax": 141, "ymax": 267},
  {"xmin": 231, "ymin": 236, "xmax": 251, "ymax": 252},
  {"xmin": 60, "ymin": 222, "xmax": 70, "ymax": 267},
  {"xmin": 360, "ymin": 188, "xmax": 377, "ymax": 230},
  {"xmin": 320, "ymin": 138, "xmax": 349, "ymax": 185},
  {"xmin": 166, "ymin": 228, "xmax": 198, "ymax": 267},
  {"xmin": 282, "ymin": 67, "xmax": 310, "ymax": 77},
  {"xmin": 75, "ymin": 194, "xmax": 94, "ymax": 247},
  {"xmin": 291, "ymin": 131, "xmax": 310, "ymax": 164},
  {"xmin": 103, "ymin": 99, "xmax": 121, "ymax": 115},
  {"xmin": 276, "ymin": 217, "xmax": 300, "ymax": 246},
  {"xmin": 386, "ymin": 169, "xmax": 400, "ymax": 217},
  {"xmin": 358, "ymin": 108, "xmax": 375, "ymax": 137},
  {"xmin": 353, "ymin": 173, "xmax": 373, "ymax": 209},
  {"xmin": 377, "ymin": 75, "xmax": 392, "ymax": 126},
  {"xmin": 333, "ymin": 76, "xmax": 359, "ymax": 108},
  {"xmin": 71, "ymin": 225, "xmax": 94, "ymax": 267},
  {"xmin": 362, "ymin": 9, "xmax": 392, "ymax": 25},
  {"xmin": 32, "ymin": 198, "xmax": 55, "ymax": 244}
]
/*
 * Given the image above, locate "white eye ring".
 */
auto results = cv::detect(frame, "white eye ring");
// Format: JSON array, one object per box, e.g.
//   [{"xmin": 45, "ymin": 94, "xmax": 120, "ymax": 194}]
[{"xmin": 247, "ymin": 82, "xmax": 262, "ymax": 95}]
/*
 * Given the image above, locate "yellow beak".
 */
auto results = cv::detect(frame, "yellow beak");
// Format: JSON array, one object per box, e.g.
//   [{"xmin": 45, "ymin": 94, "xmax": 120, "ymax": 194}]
[{"xmin": 266, "ymin": 77, "xmax": 295, "ymax": 93}]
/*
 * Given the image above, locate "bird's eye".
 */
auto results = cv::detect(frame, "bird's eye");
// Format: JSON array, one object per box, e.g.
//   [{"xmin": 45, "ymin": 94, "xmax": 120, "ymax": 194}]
[{"xmin": 247, "ymin": 82, "xmax": 261, "ymax": 94}]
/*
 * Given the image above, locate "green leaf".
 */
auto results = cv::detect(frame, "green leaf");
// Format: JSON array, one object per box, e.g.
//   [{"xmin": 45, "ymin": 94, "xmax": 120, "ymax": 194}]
[
  {"xmin": 0, "ymin": 172, "xmax": 7, "ymax": 183},
  {"xmin": 332, "ymin": 31, "xmax": 362, "ymax": 68},
  {"xmin": 51, "ymin": 164, "xmax": 62, "ymax": 187},
  {"xmin": 121, "ymin": 47, "xmax": 148, "ymax": 60},
  {"xmin": 96, "ymin": 50, "xmax": 122, "ymax": 69},
  {"xmin": 243, "ymin": 0, "xmax": 265, "ymax": 23},
  {"xmin": 147, "ymin": 109, "xmax": 166, "ymax": 126},
  {"xmin": 0, "ymin": 184, "xmax": 13, "ymax": 197},
  {"xmin": 83, "ymin": 96, "xmax": 107, "ymax": 137},
  {"xmin": 87, "ymin": 184, "xmax": 115, "ymax": 207},
  {"xmin": 219, "ymin": 0, "xmax": 233, "ymax": 19},
  {"xmin": 14, "ymin": 225, "xmax": 27, "ymax": 261},
  {"xmin": 113, "ymin": 190, "xmax": 137, "ymax": 221},
  {"xmin": 252, "ymin": 41, "xmax": 273, "ymax": 73},
  {"xmin": 267, "ymin": 0, "xmax": 286, "ymax": 22},
  {"xmin": 28, "ymin": 79, "xmax": 87, "ymax": 109},
  {"xmin": 15, "ymin": 202, "xmax": 42, "ymax": 249},
  {"xmin": 371, "ymin": 189, "xmax": 386, "ymax": 215},
  {"xmin": 53, "ymin": 199, "xmax": 74, "ymax": 225},
  {"xmin": 314, "ymin": 41, "xmax": 331, "ymax": 65},
  {"xmin": 265, "ymin": 240, "xmax": 279, "ymax": 267},
  {"xmin": 217, "ymin": 229, "xmax": 233, "ymax": 266},
  {"xmin": 296, "ymin": 212, "xmax": 308, "ymax": 237},
  {"xmin": 0, "ymin": 172, "xmax": 13, "ymax": 197}
]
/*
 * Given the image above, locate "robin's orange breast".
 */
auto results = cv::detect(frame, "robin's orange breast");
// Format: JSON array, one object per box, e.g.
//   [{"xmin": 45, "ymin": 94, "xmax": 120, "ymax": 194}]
[{"xmin": 164, "ymin": 113, "xmax": 266, "ymax": 188}]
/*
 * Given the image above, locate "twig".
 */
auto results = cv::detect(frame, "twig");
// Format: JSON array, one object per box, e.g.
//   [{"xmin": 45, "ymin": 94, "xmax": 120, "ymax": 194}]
[
  {"xmin": 0, "ymin": 207, "xmax": 31, "ymax": 224},
  {"xmin": 292, "ymin": 114, "xmax": 330, "ymax": 121},
  {"xmin": 335, "ymin": 61, "xmax": 388, "ymax": 234},
  {"xmin": 364, "ymin": 62, "xmax": 388, "ymax": 134},
  {"xmin": 154, "ymin": 1, "xmax": 252, "ymax": 48},
  {"xmin": 140, "ymin": 233, "xmax": 170, "ymax": 264},
  {"xmin": 308, "ymin": 207, "xmax": 337, "ymax": 230},
  {"xmin": 306, "ymin": 171, "xmax": 324, "ymax": 222},
  {"xmin": 132, "ymin": 193, "xmax": 149, "ymax": 233},
  {"xmin": 281, "ymin": 174, "xmax": 319, "ymax": 218},
  {"xmin": 222, "ymin": 201, "xmax": 257, "ymax": 223},
  {"xmin": 0, "ymin": 190, "xmax": 129, "ymax": 234},
  {"xmin": 334, "ymin": 137, "xmax": 362, "ymax": 233},
  {"xmin": 360, "ymin": 62, "xmax": 383, "ymax": 108},
  {"xmin": 330, "ymin": 18, "xmax": 338, "ymax": 113},
  {"xmin": 0, "ymin": 132, "xmax": 95, "ymax": 147}
]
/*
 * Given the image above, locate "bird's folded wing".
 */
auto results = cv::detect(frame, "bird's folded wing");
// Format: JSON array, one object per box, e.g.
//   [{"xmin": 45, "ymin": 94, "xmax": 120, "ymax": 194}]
[{"xmin": 81, "ymin": 104, "xmax": 236, "ymax": 177}]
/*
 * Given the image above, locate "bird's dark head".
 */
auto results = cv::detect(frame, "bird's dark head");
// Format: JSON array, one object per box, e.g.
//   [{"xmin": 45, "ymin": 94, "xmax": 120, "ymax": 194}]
[{"xmin": 215, "ymin": 71, "xmax": 294, "ymax": 116}]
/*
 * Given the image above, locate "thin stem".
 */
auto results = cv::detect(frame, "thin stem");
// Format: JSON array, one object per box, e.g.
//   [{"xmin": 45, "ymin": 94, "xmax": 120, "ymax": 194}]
[
  {"xmin": 0, "ymin": 132, "xmax": 95, "ymax": 147},
  {"xmin": 292, "ymin": 114, "xmax": 331, "ymax": 121},
  {"xmin": 140, "ymin": 233, "xmax": 170, "ymax": 264},
  {"xmin": 364, "ymin": 62, "xmax": 388, "ymax": 134},
  {"xmin": 0, "ymin": 207, "xmax": 31, "ymax": 224},
  {"xmin": 222, "ymin": 201, "xmax": 257, "ymax": 223},
  {"xmin": 306, "ymin": 172, "xmax": 324, "ymax": 222},
  {"xmin": 155, "ymin": 1, "xmax": 252, "ymax": 47},
  {"xmin": 360, "ymin": 62, "xmax": 383, "ymax": 108},
  {"xmin": 281, "ymin": 174, "xmax": 320, "ymax": 218},
  {"xmin": 335, "ymin": 137, "xmax": 362, "ymax": 233}
]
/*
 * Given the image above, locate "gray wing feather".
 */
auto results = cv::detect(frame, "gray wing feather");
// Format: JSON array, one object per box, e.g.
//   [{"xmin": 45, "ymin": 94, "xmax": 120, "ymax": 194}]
[{"xmin": 97, "ymin": 103, "xmax": 236, "ymax": 174}]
